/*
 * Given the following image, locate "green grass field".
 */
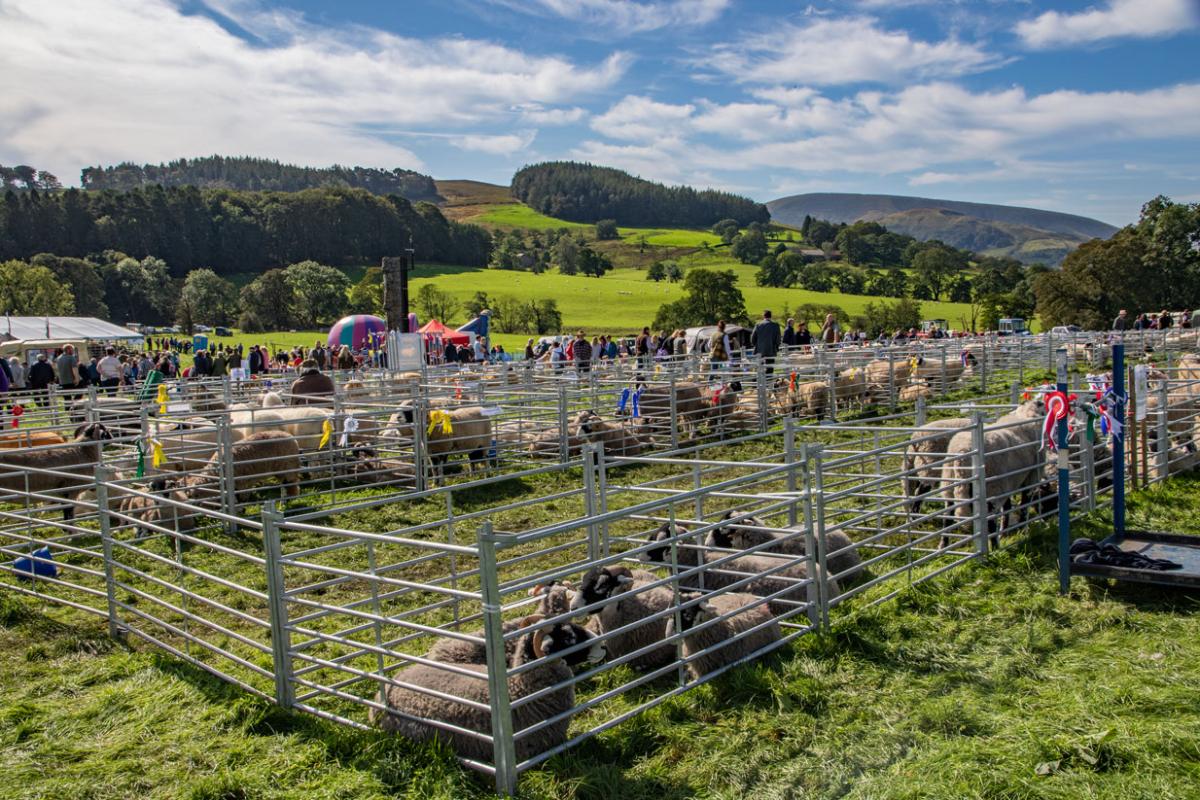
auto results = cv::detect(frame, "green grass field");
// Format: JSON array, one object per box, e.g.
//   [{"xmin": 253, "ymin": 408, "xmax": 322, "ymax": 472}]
[{"xmin": 4, "ymin": 469, "xmax": 1200, "ymax": 799}]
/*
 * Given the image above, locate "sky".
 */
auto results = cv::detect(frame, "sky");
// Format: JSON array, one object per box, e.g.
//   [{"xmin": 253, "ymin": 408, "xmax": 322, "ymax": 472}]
[{"xmin": 1, "ymin": 0, "xmax": 1198, "ymax": 226}]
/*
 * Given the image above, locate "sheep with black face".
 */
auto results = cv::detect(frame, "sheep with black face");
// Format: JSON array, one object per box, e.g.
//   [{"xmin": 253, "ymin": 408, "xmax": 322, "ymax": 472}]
[
  {"xmin": 426, "ymin": 581, "xmax": 579, "ymax": 665},
  {"xmin": 665, "ymin": 590, "xmax": 781, "ymax": 680},
  {"xmin": 370, "ymin": 614, "xmax": 605, "ymax": 763},
  {"xmin": 569, "ymin": 565, "xmax": 674, "ymax": 671},
  {"xmin": 709, "ymin": 510, "xmax": 863, "ymax": 585}
]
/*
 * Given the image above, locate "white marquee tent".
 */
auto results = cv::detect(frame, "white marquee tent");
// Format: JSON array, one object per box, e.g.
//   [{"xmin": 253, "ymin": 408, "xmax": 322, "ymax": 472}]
[{"xmin": 2, "ymin": 316, "xmax": 143, "ymax": 343}]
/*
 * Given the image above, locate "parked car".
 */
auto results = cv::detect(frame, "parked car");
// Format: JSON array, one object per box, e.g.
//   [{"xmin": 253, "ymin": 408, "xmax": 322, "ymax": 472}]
[
  {"xmin": 214, "ymin": 326, "xmax": 232, "ymax": 337},
  {"xmin": 1050, "ymin": 325, "xmax": 1082, "ymax": 335}
]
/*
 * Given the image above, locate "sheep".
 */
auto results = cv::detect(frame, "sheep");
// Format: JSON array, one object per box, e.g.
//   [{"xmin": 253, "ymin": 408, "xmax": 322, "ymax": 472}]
[
  {"xmin": 834, "ymin": 367, "xmax": 868, "ymax": 407},
  {"xmin": 635, "ymin": 382, "xmax": 708, "ymax": 441},
  {"xmin": 899, "ymin": 382, "xmax": 934, "ymax": 404},
  {"xmin": 941, "ymin": 399, "xmax": 1045, "ymax": 549},
  {"xmin": 370, "ymin": 614, "xmax": 605, "ymax": 763},
  {"xmin": 709, "ymin": 510, "xmax": 863, "ymax": 585},
  {"xmin": 426, "ymin": 582, "xmax": 580, "ymax": 665},
  {"xmin": 574, "ymin": 410, "xmax": 648, "ymax": 456},
  {"xmin": 901, "ymin": 417, "xmax": 972, "ymax": 515},
  {"xmin": 664, "ymin": 590, "xmax": 781, "ymax": 680},
  {"xmin": 0, "ymin": 423, "xmax": 112, "ymax": 520},
  {"xmin": 392, "ymin": 404, "xmax": 494, "ymax": 478},
  {"xmin": 114, "ymin": 475, "xmax": 196, "ymax": 535},
  {"xmin": 568, "ymin": 565, "xmax": 675, "ymax": 671},
  {"xmin": 910, "ymin": 355, "xmax": 968, "ymax": 390},
  {"xmin": 699, "ymin": 381, "xmax": 744, "ymax": 436},
  {"xmin": 67, "ymin": 395, "xmax": 140, "ymax": 425},
  {"xmin": 640, "ymin": 523, "xmax": 833, "ymax": 616},
  {"xmin": 0, "ymin": 430, "xmax": 67, "ymax": 449},
  {"xmin": 864, "ymin": 358, "xmax": 913, "ymax": 391},
  {"xmin": 175, "ymin": 430, "xmax": 302, "ymax": 502}
]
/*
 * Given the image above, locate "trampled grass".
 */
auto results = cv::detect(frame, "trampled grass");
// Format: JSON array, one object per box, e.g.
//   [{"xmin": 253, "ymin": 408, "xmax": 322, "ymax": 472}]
[{"xmin": 5, "ymin": 472, "xmax": 1200, "ymax": 798}]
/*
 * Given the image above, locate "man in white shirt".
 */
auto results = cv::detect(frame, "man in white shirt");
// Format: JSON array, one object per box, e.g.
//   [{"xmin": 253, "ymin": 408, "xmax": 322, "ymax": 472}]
[{"xmin": 97, "ymin": 347, "xmax": 123, "ymax": 393}]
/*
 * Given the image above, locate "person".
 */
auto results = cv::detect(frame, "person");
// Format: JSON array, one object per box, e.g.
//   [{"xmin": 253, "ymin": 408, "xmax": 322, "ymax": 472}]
[
  {"xmin": 673, "ymin": 329, "xmax": 688, "ymax": 359},
  {"xmin": 211, "ymin": 349, "xmax": 228, "ymax": 377},
  {"xmin": 549, "ymin": 338, "xmax": 565, "ymax": 373},
  {"xmin": 289, "ymin": 359, "xmax": 335, "ymax": 405},
  {"xmin": 635, "ymin": 326, "xmax": 652, "ymax": 373},
  {"xmin": 820, "ymin": 313, "xmax": 838, "ymax": 345},
  {"xmin": 336, "ymin": 345, "xmax": 355, "ymax": 370},
  {"xmin": 97, "ymin": 347, "xmax": 122, "ymax": 393},
  {"xmin": 443, "ymin": 338, "xmax": 458, "ymax": 364},
  {"xmin": 249, "ymin": 345, "xmax": 265, "ymax": 375},
  {"xmin": 29, "ymin": 353, "xmax": 54, "ymax": 403},
  {"xmin": 312, "ymin": 342, "xmax": 327, "ymax": 370},
  {"xmin": 709, "ymin": 320, "xmax": 730, "ymax": 369},
  {"xmin": 1182, "ymin": 310, "xmax": 1192, "ymax": 329},
  {"xmin": 751, "ymin": 310, "xmax": 782, "ymax": 374},
  {"xmin": 1160, "ymin": 310, "xmax": 1173, "ymax": 329},
  {"xmin": 782, "ymin": 317, "xmax": 796, "ymax": 348},
  {"xmin": 138, "ymin": 352, "xmax": 154, "ymax": 379},
  {"xmin": 797, "ymin": 323, "xmax": 812, "ymax": 346},
  {"xmin": 524, "ymin": 338, "xmax": 536, "ymax": 361},
  {"xmin": 573, "ymin": 331, "xmax": 593, "ymax": 374},
  {"xmin": 55, "ymin": 344, "xmax": 79, "ymax": 393},
  {"xmin": 1112, "ymin": 309, "xmax": 1129, "ymax": 331},
  {"xmin": 473, "ymin": 337, "xmax": 487, "ymax": 363},
  {"xmin": 1132, "ymin": 313, "xmax": 1148, "ymax": 331},
  {"xmin": 8, "ymin": 356, "xmax": 25, "ymax": 392},
  {"xmin": 193, "ymin": 349, "xmax": 212, "ymax": 378}
]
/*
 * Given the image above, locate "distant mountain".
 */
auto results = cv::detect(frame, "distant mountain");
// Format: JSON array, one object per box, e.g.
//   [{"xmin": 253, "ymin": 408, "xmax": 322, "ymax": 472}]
[
  {"xmin": 80, "ymin": 156, "xmax": 442, "ymax": 202},
  {"xmin": 767, "ymin": 192, "xmax": 1118, "ymax": 264}
]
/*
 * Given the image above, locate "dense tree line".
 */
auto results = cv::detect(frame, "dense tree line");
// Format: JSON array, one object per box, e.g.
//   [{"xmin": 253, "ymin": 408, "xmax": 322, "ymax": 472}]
[
  {"xmin": 80, "ymin": 156, "xmax": 440, "ymax": 200},
  {"xmin": 1, "ymin": 165, "xmax": 62, "ymax": 192},
  {"xmin": 511, "ymin": 162, "xmax": 769, "ymax": 228},
  {"xmin": 0, "ymin": 186, "xmax": 490, "ymax": 276},
  {"xmin": 1035, "ymin": 196, "xmax": 1200, "ymax": 329},
  {"xmin": 487, "ymin": 227, "xmax": 612, "ymax": 277}
]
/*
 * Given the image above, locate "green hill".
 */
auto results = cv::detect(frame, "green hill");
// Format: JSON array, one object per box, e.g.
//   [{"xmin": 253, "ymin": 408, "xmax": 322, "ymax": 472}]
[{"xmin": 768, "ymin": 192, "xmax": 1118, "ymax": 264}]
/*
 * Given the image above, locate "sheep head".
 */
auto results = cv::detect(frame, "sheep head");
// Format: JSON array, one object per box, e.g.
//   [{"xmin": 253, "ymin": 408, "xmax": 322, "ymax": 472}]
[
  {"xmin": 640, "ymin": 522, "xmax": 689, "ymax": 565},
  {"xmin": 672, "ymin": 591, "xmax": 717, "ymax": 633},
  {"xmin": 708, "ymin": 511, "xmax": 766, "ymax": 549},
  {"xmin": 73, "ymin": 423, "xmax": 113, "ymax": 443},
  {"xmin": 569, "ymin": 566, "xmax": 636, "ymax": 612},
  {"xmin": 528, "ymin": 580, "xmax": 578, "ymax": 617},
  {"xmin": 516, "ymin": 614, "xmax": 606, "ymax": 667}
]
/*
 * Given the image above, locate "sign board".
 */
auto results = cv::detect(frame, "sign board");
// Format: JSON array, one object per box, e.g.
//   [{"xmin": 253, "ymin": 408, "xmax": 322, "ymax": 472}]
[{"xmin": 386, "ymin": 331, "xmax": 425, "ymax": 372}]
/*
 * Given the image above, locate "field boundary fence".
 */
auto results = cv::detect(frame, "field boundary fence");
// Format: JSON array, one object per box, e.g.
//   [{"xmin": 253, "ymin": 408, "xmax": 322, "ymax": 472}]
[{"xmin": 1, "ymin": 336, "xmax": 1198, "ymax": 793}]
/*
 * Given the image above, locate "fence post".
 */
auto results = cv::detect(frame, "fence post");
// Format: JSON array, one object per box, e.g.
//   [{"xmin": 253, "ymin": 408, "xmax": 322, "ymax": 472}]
[
  {"xmin": 784, "ymin": 419, "xmax": 798, "ymax": 527},
  {"xmin": 557, "ymin": 386, "xmax": 570, "ymax": 463},
  {"xmin": 1018, "ymin": 336, "xmax": 1025, "ymax": 388},
  {"xmin": 826, "ymin": 362, "xmax": 838, "ymax": 422},
  {"xmin": 217, "ymin": 415, "xmax": 236, "ymax": 532},
  {"xmin": 1079, "ymin": 418, "xmax": 1097, "ymax": 513},
  {"xmin": 479, "ymin": 523, "xmax": 518, "ymax": 797},
  {"xmin": 95, "ymin": 465, "xmax": 122, "ymax": 639},
  {"xmin": 1155, "ymin": 381, "xmax": 1170, "ymax": 482},
  {"xmin": 808, "ymin": 445, "xmax": 831, "ymax": 628},
  {"xmin": 939, "ymin": 343, "xmax": 947, "ymax": 392},
  {"xmin": 969, "ymin": 412, "xmax": 989, "ymax": 557},
  {"xmin": 582, "ymin": 444, "xmax": 600, "ymax": 563},
  {"xmin": 887, "ymin": 350, "xmax": 897, "ymax": 410},
  {"xmin": 915, "ymin": 395, "xmax": 927, "ymax": 427},
  {"xmin": 756, "ymin": 360, "xmax": 769, "ymax": 433},
  {"xmin": 412, "ymin": 404, "xmax": 427, "ymax": 492},
  {"xmin": 1010, "ymin": 381, "xmax": 1021, "ymax": 405},
  {"xmin": 1055, "ymin": 350, "xmax": 1071, "ymax": 593},
  {"xmin": 668, "ymin": 371, "xmax": 679, "ymax": 449},
  {"xmin": 262, "ymin": 501, "xmax": 294, "ymax": 708}
]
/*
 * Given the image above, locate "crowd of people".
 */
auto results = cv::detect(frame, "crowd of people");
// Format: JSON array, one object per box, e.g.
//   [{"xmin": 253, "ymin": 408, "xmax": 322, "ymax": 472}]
[
  {"xmin": 0, "ymin": 337, "xmax": 387, "ymax": 409},
  {"xmin": 1112, "ymin": 309, "xmax": 1191, "ymax": 331}
]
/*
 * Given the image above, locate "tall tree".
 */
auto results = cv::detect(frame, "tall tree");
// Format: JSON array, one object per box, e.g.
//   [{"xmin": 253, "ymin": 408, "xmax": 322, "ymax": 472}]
[
  {"xmin": 0, "ymin": 260, "xmax": 74, "ymax": 315},
  {"xmin": 284, "ymin": 261, "xmax": 350, "ymax": 327}
]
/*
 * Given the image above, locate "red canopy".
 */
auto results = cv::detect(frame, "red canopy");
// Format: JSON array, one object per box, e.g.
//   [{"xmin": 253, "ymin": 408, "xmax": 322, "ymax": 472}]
[{"xmin": 419, "ymin": 319, "xmax": 470, "ymax": 345}]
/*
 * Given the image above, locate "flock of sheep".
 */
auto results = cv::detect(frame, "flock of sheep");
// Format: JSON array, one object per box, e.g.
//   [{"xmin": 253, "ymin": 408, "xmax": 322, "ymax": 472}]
[{"xmin": 370, "ymin": 514, "xmax": 863, "ymax": 762}]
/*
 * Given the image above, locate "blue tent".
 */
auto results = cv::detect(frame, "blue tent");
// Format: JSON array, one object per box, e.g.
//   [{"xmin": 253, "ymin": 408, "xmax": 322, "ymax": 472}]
[{"xmin": 457, "ymin": 310, "xmax": 490, "ymax": 339}]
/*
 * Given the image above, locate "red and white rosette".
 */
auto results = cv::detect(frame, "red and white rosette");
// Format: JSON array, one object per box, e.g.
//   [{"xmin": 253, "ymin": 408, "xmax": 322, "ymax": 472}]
[{"xmin": 1042, "ymin": 390, "xmax": 1069, "ymax": 450}]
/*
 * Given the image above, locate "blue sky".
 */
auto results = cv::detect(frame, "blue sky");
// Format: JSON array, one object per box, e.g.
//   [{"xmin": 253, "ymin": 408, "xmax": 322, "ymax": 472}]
[{"xmin": 1, "ymin": 0, "xmax": 1197, "ymax": 225}]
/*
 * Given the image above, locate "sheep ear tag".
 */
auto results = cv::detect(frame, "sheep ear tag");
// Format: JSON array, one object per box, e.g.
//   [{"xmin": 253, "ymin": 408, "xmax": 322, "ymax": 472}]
[{"xmin": 615, "ymin": 574, "xmax": 634, "ymax": 585}]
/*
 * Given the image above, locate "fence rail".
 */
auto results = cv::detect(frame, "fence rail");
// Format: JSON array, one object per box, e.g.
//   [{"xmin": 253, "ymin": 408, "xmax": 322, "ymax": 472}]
[{"xmin": 1, "ymin": 334, "xmax": 1198, "ymax": 794}]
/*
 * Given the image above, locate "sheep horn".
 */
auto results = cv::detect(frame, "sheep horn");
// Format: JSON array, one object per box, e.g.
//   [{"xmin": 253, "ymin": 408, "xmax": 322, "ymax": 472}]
[
  {"xmin": 531, "ymin": 628, "xmax": 547, "ymax": 658},
  {"xmin": 615, "ymin": 575, "xmax": 634, "ymax": 585}
]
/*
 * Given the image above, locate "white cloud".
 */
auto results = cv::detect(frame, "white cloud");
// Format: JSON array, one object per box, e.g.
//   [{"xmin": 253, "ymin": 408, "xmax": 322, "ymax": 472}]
[
  {"xmin": 512, "ymin": 104, "xmax": 587, "ymax": 125},
  {"xmin": 1016, "ymin": 0, "xmax": 1199, "ymax": 48},
  {"xmin": 705, "ymin": 16, "xmax": 1000, "ymax": 86},
  {"xmin": 0, "ymin": 0, "xmax": 628, "ymax": 183},
  {"xmin": 485, "ymin": 0, "xmax": 729, "ymax": 33},
  {"xmin": 590, "ymin": 96, "xmax": 695, "ymax": 141},
  {"xmin": 450, "ymin": 131, "xmax": 538, "ymax": 156}
]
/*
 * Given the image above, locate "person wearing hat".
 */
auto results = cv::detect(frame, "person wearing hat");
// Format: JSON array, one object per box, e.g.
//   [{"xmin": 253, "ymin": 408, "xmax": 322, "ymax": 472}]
[{"xmin": 289, "ymin": 359, "xmax": 335, "ymax": 406}]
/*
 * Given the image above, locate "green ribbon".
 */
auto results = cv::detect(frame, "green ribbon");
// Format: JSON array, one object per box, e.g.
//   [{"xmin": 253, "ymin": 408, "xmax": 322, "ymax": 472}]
[
  {"xmin": 136, "ymin": 442, "xmax": 146, "ymax": 478},
  {"xmin": 1081, "ymin": 404, "xmax": 1098, "ymax": 443}
]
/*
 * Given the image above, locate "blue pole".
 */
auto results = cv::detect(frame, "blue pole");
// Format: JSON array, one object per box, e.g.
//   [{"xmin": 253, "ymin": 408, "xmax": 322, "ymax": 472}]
[
  {"xmin": 1056, "ymin": 349, "xmax": 1071, "ymax": 595},
  {"xmin": 1112, "ymin": 342, "xmax": 1126, "ymax": 539}
]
